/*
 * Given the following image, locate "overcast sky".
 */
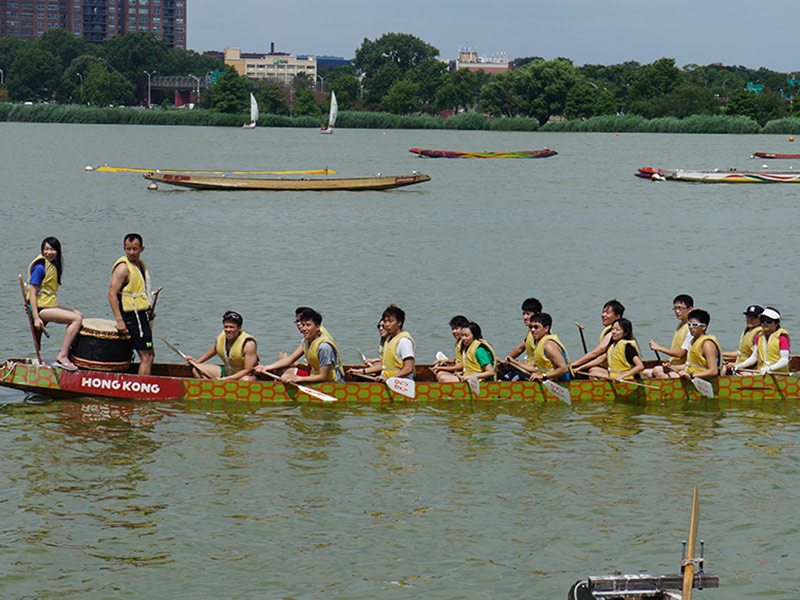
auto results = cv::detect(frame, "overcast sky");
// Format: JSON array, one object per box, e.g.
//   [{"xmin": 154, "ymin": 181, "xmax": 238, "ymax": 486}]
[{"xmin": 188, "ymin": 0, "xmax": 799, "ymax": 73}]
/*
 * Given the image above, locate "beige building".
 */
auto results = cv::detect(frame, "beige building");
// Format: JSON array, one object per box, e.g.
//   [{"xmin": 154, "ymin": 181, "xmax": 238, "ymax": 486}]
[
  {"xmin": 451, "ymin": 47, "xmax": 508, "ymax": 74},
  {"xmin": 223, "ymin": 46, "xmax": 317, "ymax": 83}
]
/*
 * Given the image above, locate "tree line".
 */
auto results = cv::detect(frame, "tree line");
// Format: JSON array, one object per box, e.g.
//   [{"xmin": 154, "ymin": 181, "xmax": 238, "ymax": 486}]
[{"xmin": 1, "ymin": 30, "xmax": 797, "ymax": 126}]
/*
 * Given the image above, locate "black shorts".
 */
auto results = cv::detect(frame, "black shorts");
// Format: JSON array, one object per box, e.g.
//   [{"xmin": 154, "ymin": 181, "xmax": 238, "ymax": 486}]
[{"xmin": 122, "ymin": 309, "xmax": 153, "ymax": 351}]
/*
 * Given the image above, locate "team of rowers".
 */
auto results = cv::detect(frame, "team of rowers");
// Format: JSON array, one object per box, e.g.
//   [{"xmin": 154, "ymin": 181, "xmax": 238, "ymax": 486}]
[{"xmin": 27, "ymin": 234, "xmax": 791, "ymax": 384}]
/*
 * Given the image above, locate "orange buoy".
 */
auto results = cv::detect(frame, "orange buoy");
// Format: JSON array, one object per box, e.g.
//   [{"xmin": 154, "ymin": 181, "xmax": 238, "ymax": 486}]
[{"xmin": 790, "ymin": 137, "xmax": 795, "ymax": 142}]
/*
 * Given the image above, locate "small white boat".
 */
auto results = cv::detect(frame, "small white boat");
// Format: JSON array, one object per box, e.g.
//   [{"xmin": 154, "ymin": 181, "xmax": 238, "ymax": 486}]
[
  {"xmin": 243, "ymin": 93, "xmax": 258, "ymax": 129},
  {"xmin": 320, "ymin": 91, "xmax": 337, "ymax": 134}
]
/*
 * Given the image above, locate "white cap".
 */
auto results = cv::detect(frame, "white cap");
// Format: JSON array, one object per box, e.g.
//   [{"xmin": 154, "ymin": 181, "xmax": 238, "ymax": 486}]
[{"xmin": 761, "ymin": 308, "xmax": 781, "ymax": 320}]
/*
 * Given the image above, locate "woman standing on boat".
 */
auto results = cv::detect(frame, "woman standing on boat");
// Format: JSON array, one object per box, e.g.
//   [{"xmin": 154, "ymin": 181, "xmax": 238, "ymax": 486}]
[{"xmin": 27, "ymin": 237, "xmax": 83, "ymax": 371}]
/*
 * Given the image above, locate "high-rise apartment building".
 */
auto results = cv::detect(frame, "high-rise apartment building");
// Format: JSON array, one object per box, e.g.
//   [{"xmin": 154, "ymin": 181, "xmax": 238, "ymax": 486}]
[{"xmin": 0, "ymin": 0, "xmax": 186, "ymax": 49}]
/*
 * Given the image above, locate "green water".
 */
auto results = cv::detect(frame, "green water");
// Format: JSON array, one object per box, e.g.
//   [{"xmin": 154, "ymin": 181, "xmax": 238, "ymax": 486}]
[{"xmin": 1, "ymin": 123, "xmax": 800, "ymax": 598}]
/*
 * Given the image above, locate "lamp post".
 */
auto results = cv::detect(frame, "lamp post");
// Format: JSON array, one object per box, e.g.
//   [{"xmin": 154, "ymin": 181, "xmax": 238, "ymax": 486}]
[
  {"xmin": 0, "ymin": 68, "xmax": 4, "ymax": 85},
  {"xmin": 76, "ymin": 72, "xmax": 83, "ymax": 84},
  {"xmin": 144, "ymin": 70, "xmax": 156, "ymax": 108},
  {"xmin": 189, "ymin": 74, "xmax": 200, "ymax": 106},
  {"xmin": 316, "ymin": 74, "xmax": 325, "ymax": 93}
]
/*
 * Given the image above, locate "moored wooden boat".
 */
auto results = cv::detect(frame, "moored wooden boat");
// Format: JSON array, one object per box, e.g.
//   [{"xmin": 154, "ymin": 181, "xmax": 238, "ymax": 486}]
[
  {"xmin": 636, "ymin": 166, "xmax": 800, "ymax": 183},
  {"xmin": 752, "ymin": 151, "xmax": 800, "ymax": 159},
  {"xmin": 409, "ymin": 148, "xmax": 557, "ymax": 159},
  {"xmin": 3, "ymin": 358, "xmax": 800, "ymax": 405},
  {"xmin": 143, "ymin": 171, "xmax": 431, "ymax": 191}
]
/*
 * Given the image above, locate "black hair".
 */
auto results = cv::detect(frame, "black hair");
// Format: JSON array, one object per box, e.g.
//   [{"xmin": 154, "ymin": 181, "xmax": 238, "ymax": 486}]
[
  {"xmin": 298, "ymin": 308, "xmax": 322, "ymax": 326},
  {"xmin": 530, "ymin": 312, "xmax": 552, "ymax": 329},
  {"xmin": 688, "ymin": 308, "xmax": 710, "ymax": 326},
  {"xmin": 464, "ymin": 321, "xmax": 483, "ymax": 340},
  {"xmin": 449, "ymin": 315, "xmax": 469, "ymax": 328},
  {"xmin": 382, "ymin": 304, "xmax": 405, "ymax": 326},
  {"xmin": 521, "ymin": 297, "xmax": 542, "ymax": 314},
  {"xmin": 124, "ymin": 233, "xmax": 143, "ymax": 246},
  {"xmin": 39, "ymin": 236, "xmax": 63, "ymax": 284},
  {"xmin": 604, "ymin": 299, "xmax": 625, "ymax": 317},
  {"xmin": 673, "ymin": 294, "xmax": 694, "ymax": 308},
  {"xmin": 614, "ymin": 317, "xmax": 634, "ymax": 339},
  {"xmin": 222, "ymin": 310, "xmax": 243, "ymax": 326}
]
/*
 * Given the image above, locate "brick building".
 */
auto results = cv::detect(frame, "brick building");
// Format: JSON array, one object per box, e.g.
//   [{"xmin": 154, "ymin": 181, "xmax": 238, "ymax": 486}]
[{"xmin": 0, "ymin": 0, "xmax": 186, "ymax": 49}]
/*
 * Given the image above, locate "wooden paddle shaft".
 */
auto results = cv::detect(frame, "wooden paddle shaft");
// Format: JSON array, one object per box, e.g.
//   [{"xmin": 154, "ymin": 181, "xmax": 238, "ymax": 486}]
[
  {"xmin": 18, "ymin": 272, "xmax": 45, "ymax": 363},
  {"xmin": 682, "ymin": 487, "xmax": 700, "ymax": 600},
  {"xmin": 575, "ymin": 322, "xmax": 588, "ymax": 354}
]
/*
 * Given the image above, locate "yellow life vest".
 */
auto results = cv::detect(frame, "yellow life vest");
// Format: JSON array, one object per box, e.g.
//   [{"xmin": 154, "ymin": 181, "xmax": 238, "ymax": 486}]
[
  {"xmin": 381, "ymin": 330, "xmax": 414, "ymax": 378},
  {"xmin": 606, "ymin": 339, "xmax": 640, "ymax": 379},
  {"xmin": 670, "ymin": 322, "xmax": 689, "ymax": 364},
  {"xmin": 533, "ymin": 333, "xmax": 571, "ymax": 374},
  {"xmin": 737, "ymin": 326, "xmax": 761, "ymax": 361},
  {"xmin": 686, "ymin": 334, "xmax": 721, "ymax": 374},
  {"xmin": 454, "ymin": 338, "xmax": 463, "ymax": 361},
  {"xmin": 113, "ymin": 256, "xmax": 151, "ymax": 312},
  {"xmin": 524, "ymin": 330, "xmax": 536, "ymax": 363},
  {"xmin": 27, "ymin": 254, "xmax": 58, "ymax": 308},
  {"xmin": 303, "ymin": 335, "xmax": 342, "ymax": 382},
  {"xmin": 756, "ymin": 328, "xmax": 790, "ymax": 372},
  {"xmin": 215, "ymin": 331, "xmax": 257, "ymax": 374},
  {"xmin": 462, "ymin": 339, "xmax": 497, "ymax": 378},
  {"xmin": 599, "ymin": 324, "xmax": 612, "ymax": 345}
]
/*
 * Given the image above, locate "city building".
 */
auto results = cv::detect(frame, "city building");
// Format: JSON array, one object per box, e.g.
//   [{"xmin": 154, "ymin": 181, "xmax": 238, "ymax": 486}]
[
  {"xmin": 450, "ymin": 46, "xmax": 508, "ymax": 74},
  {"xmin": 0, "ymin": 0, "xmax": 186, "ymax": 49},
  {"xmin": 208, "ymin": 44, "xmax": 317, "ymax": 84}
]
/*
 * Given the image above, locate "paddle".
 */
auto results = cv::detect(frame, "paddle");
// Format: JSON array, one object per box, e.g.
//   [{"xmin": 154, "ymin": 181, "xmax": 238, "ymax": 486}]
[
  {"xmin": 350, "ymin": 371, "xmax": 416, "ymax": 399},
  {"xmin": 435, "ymin": 351, "xmax": 448, "ymax": 362},
  {"xmin": 690, "ymin": 377, "xmax": 715, "ymax": 398},
  {"xmin": 357, "ymin": 348, "xmax": 369, "ymax": 364},
  {"xmin": 682, "ymin": 487, "xmax": 700, "ymax": 600},
  {"xmin": 160, "ymin": 337, "xmax": 215, "ymax": 379},
  {"xmin": 18, "ymin": 272, "xmax": 49, "ymax": 363},
  {"xmin": 260, "ymin": 370, "xmax": 338, "ymax": 403},
  {"xmin": 148, "ymin": 286, "xmax": 163, "ymax": 322},
  {"xmin": 738, "ymin": 368, "xmax": 798, "ymax": 377},
  {"xmin": 590, "ymin": 372, "xmax": 660, "ymax": 390},
  {"xmin": 575, "ymin": 322, "xmax": 588, "ymax": 354},
  {"xmin": 541, "ymin": 379, "xmax": 572, "ymax": 405},
  {"xmin": 466, "ymin": 375, "xmax": 480, "ymax": 395}
]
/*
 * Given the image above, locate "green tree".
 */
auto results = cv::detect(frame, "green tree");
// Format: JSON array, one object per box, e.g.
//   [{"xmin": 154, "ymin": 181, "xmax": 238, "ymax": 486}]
[
  {"xmin": 594, "ymin": 88, "xmax": 617, "ymax": 115},
  {"xmin": 204, "ymin": 67, "xmax": 250, "ymax": 113},
  {"xmin": 755, "ymin": 90, "xmax": 787, "ymax": 125},
  {"xmin": 650, "ymin": 84, "xmax": 718, "ymax": 118},
  {"xmin": 479, "ymin": 71, "xmax": 520, "ymax": 117},
  {"xmin": 726, "ymin": 89, "xmax": 758, "ymax": 120},
  {"xmin": 626, "ymin": 57, "xmax": 682, "ymax": 106},
  {"xmin": 513, "ymin": 58, "xmax": 582, "ymax": 125},
  {"xmin": 382, "ymin": 79, "xmax": 421, "ymax": 114},
  {"xmin": 35, "ymin": 28, "xmax": 87, "ymax": 70},
  {"xmin": 354, "ymin": 33, "xmax": 438, "ymax": 105},
  {"xmin": 76, "ymin": 61, "xmax": 135, "ymax": 106},
  {"xmin": 293, "ymin": 71, "xmax": 313, "ymax": 90},
  {"xmin": 435, "ymin": 68, "xmax": 479, "ymax": 112},
  {"xmin": 254, "ymin": 81, "xmax": 289, "ymax": 115},
  {"xmin": 61, "ymin": 55, "xmax": 112, "ymax": 102},
  {"xmin": 564, "ymin": 81, "xmax": 595, "ymax": 119},
  {"xmin": 100, "ymin": 31, "xmax": 170, "ymax": 101},
  {"xmin": 292, "ymin": 86, "xmax": 320, "ymax": 116},
  {"xmin": 405, "ymin": 57, "xmax": 447, "ymax": 106},
  {"xmin": 328, "ymin": 72, "xmax": 360, "ymax": 109},
  {"xmin": 7, "ymin": 46, "xmax": 62, "ymax": 101}
]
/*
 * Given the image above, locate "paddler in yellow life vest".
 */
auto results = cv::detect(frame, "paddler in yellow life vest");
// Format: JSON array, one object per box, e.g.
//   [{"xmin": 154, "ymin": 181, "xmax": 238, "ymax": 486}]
[
  {"xmin": 508, "ymin": 313, "xmax": 572, "ymax": 382},
  {"xmin": 499, "ymin": 297, "xmax": 543, "ymax": 381},
  {"xmin": 571, "ymin": 299, "xmax": 625, "ymax": 373},
  {"xmin": 733, "ymin": 307, "xmax": 791, "ymax": 375},
  {"xmin": 670, "ymin": 309, "xmax": 721, "ymax": 380},
  {"xmin": 722, "ymin": 305, "xmax": 763, "ymax": 374},
  {"xmin": 26, "ymin": 236, "xmax": 83, "ymax": 371},
  {"xmin": 581, "ymin": 318, "xmax": 644, "ymax": 381},
  {"xmin": 255, "ymin": 308, "xmax": 344, "ymax": 383},
  {"xmin": 108, "ymin": 233, "xmax": 155, "ymax": 376},
  {"xmin": 350, "ymin": 304, "xmax": 415, "ymax": 381},
  {"xmin": 186, "ymin": 311, "xmax": 259, "ymax": 381},
  {"xmin": 430, "ymin": 315, "xmax": 470, "ymax": 378},
  {"xmin": 434, "ymin": 321, "xmax": 497, "ymax": 382},
  {"xmin": 643, "ymin": 294, "xmax": 694, "ymax": 379}
]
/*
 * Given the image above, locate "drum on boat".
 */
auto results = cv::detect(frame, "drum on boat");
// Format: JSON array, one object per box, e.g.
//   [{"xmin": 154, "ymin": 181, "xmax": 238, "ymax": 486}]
[{"xmin": 69, "ymin": 318, "xmax": 133, "ymax": 372}]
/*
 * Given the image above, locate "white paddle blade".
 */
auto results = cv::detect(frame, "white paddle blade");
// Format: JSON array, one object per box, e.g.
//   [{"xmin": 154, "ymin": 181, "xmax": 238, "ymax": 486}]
[
  {"xmin": 466, "ymin": 375, "xmax": 480, "ymax": 395},
  {"xmin": 386, "ymin": 376, "xmax": 416, "ymax": 398},
  {"xmin": 357, "ymin": 348, "xmax": 368, "ymax": 364},
  {"xmin": 692, "ymin": 377, "xmax": 715, "ymax": 398},
  {"xmin": 298, "ymin": 384, "xmax": 337, "ymax": 403},
  {"xmin": 435, "ymin": 351, "xmax": 448, "ymax": 361},
  {"xmin": 544, "ymin": 380, "xmax": 571, "ymax": 405}
]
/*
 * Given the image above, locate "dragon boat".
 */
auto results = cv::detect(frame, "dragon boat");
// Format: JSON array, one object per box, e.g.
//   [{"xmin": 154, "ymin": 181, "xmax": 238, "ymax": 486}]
[
  {"xmin": 409, "ymin": 148, "xmax": 557, "ymax": 159},
  {"xmin": 143, "ymin": 171, "xmax": 431, "ymax": 191},
  {"xmin": 635, "ymin": 166, "xmax": 800, "ymax": 183},
  {"xmin": 3, "ymin": 358, "xmax": 800, "ymax": 406},
  {"xmin": 752, "ymin": 152, "xmax": 800, "ymax": 160}
]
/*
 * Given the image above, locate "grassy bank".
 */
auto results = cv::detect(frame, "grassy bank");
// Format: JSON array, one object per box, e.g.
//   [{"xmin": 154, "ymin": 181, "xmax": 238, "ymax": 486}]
[{"xmin": 2, "ymin": 103, "xmax": 798, "ymax": 133}]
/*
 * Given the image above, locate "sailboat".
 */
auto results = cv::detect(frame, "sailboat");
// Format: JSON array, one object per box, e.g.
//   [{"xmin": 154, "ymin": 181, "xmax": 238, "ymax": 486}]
[
  {"xmin": 320, "ymin": 91, "xmax": 337, "ymax": 134},
  {"xmin": 243, "ymin": 93, "xmax": 258, "ymax": 129}
]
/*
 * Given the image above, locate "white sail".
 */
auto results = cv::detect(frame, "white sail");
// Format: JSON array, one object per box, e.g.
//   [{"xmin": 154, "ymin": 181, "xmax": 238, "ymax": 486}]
[
  {"xmin": 328, "ymin": 91, "xmax": 338, "ymax": 129},
  {"xmin": 250, "ymin": 93, "xmax": 259, "ymax": 124}
]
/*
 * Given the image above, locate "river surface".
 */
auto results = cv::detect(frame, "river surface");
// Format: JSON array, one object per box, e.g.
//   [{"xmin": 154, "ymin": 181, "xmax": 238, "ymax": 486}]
[{"xmin": 1, "ymin": 123, "xmax": 800, "ymax": 598}]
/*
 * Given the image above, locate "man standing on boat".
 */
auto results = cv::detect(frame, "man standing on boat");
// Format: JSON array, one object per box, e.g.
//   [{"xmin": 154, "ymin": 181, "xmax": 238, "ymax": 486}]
[
  {"xmin": 108, "ymin": 233, "xmax": 155, "ymax": 376},
  {"xmin": 571, "ymin": 299, "xmax": 625, "ymax": 373},
  {"xmin": 642, "ymin": 294, "xmax": 694, "ymax": 379},
  {"xmin": 499, "ymin": 297, "xmax": 542, "ymax": 381},
  {"xmin": 256, "ymin": 308, "xmax": 343, "ymax": 383},
  {"xmin": 186, "ymin": 311, "xmax": 259, "ymax": 381},
  {"xmin": 722, "ymin": 305, "xmax": 763, "ymax": 374}
]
